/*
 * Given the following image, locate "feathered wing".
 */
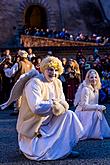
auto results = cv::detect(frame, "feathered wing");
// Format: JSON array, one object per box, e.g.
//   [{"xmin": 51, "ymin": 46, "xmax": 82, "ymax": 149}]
[{"xmin": 0, "ymin": 69, "xmax": 39, "ymax": 110}]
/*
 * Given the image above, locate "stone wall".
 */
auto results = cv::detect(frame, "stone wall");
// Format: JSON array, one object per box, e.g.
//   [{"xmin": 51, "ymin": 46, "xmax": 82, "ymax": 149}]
[
  {"xmin": 0, "ymin": 0, "xmax": 109, "ymax": 48},
  {"xmin": 0, "ymin": 0, "xmax": 18, "ymax": 47}
]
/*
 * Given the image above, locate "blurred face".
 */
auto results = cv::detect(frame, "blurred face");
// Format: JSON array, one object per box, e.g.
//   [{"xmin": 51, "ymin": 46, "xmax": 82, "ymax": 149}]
[
  {"xmin": 28, "ymin": 48, "xmax": 32, "ymax": 54},
  {"xmin": 67, "ymin": 67, "xmax": 71, "ymax": 72},
  {"xmin": 62, "ymin": 58, "xmax": 67, "ymax": 65},
  {"xmin": 44, "ymin": 67, "xmax": 59, "ymax": 82},
  {"xmin": 37, "ymin": 58, "xmax": 42, "ymax": 64},
  {"xmin": 89, "ymin": 72, "xmax": 97, "ymax": 87},
  {"xmin": 89, "ymin": 55, "xmax": 94, "ymax": 61},
  {"xmin": 68, "ymin": 59, "xmax": 73, "ymax": 66},
  {"xmin": 5, "ymin": 49, "xmax": 10, "ymax": 55}
]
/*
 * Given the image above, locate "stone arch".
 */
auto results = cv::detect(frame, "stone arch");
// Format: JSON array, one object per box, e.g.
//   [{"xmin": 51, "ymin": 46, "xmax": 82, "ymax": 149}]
[
  {"xmin": 25, "ymin": 5, "xmax": 47, "ymax": 29},
  {"xmin": 17, "ymin": 0, "xmax": 57, "ymax": 32}
]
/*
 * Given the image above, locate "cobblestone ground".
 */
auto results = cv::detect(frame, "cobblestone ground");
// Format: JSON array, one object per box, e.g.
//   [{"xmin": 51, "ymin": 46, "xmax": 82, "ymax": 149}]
[{"xmin": 0, "ymin": 104, "xmax": 110, "ymax": 165}]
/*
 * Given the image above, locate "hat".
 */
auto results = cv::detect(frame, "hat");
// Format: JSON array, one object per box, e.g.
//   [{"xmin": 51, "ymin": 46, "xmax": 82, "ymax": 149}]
[{"xmin": 18, "ymin": 50, "xmax": 28, "ymax": 58}]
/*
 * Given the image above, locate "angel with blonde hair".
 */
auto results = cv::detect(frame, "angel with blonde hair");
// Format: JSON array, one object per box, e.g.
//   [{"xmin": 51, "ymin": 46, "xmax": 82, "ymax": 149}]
[
  {"xmin": 74, "ymin": 69, "xmax": 110, "ymax": 140},
  {"xmin": 0, "ymin": 55, "xmax": 83, "ymax": 160},
  {"xmin": 85, "ymin": 69, "xmax": 101, "ymax": 89}
]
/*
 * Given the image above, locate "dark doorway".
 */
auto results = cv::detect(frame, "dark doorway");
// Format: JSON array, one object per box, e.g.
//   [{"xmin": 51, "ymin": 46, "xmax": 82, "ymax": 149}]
[{"xmin": 25, "ymin": 5, "xmax": 47, "ymax": 29}]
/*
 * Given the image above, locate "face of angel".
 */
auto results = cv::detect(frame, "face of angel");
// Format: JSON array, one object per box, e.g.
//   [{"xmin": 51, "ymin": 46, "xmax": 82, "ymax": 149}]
[
  {"xmin": 44, "ymin": 67, "xmax": 59, "ymax": 82},
  {"xmin": 89, "ymin": 72, "xmax": 97, "ymax": 87}
]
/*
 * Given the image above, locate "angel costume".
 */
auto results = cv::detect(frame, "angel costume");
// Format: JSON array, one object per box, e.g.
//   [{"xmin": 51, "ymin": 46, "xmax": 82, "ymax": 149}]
[
  {"xmin": 18, "ymin": 73, "xmax": 84, "ymax": 160},
  {"xmin": 74, "ymin": 81, "xmax": 110, "ymax": 140},
  {"xmin": 1, "ymin": 70, "xmax": 83, "ymax": 160}
]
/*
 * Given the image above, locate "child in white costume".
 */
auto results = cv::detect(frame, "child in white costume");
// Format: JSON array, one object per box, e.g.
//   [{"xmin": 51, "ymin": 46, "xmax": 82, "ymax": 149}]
[
  {"xmin": 74, "ymin": 69, "xmax": 110, "ymax": 140},
  {"xmin": 0, "ymin": 56, "xmax": 83, "ymax": 160}
]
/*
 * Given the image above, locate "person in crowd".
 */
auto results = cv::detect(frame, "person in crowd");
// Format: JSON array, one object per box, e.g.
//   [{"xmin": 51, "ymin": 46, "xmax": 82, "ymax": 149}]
[
  {"xmin": 74, "ymin": 69, "xmax": 110, "ymax": 140},
  {"xmin": 61, "ymin": 57, "xmax": 67, "ymax": 68},
  {"xmin": 31, "ymin": 56, "xmax": 42, "ymax": 73},
  {"xmin": 59, "ymin": 57, "xmax": 68, "ymax": 97},
  {"xmin": 4, "ymin": 50, "xmax": 34, "ymax": 82},
  {"xmin": 93, "ymin": 48, "xmax": 100, "ymax": 60},
  {"xmin": 35, "ymin": 57, "xmax": 42, "ymax": 72},
  {"xmin": 87, "ymin": 54, "xmax": 95, "ymax": 68},
  {"xmin": 0, "ymin": 56, "xmax": 83, "ymax": 160},
  {"xmin": 2, "ymin": 49, "xmax": 12, "ymax": 60},
  {"xmin": 59, "ymin": 28, "xmax": 66, "ymax": 39},
  {"xmin": 27, "ymin": 48, "xmax": 36, "ymax": 61},
  {"xmin": 100, "ymin": 70, "xmax": 110, "ymax": 102},
  {"xmin": 92, "ymin": 58, "xmax": 102, "ymax": 77},
  {"xmin": 4, "ymin": 50, "xmax": 34, "ymax": 115},
  {"xmin": 65, "ymin": 58, "xmax": 81, "ymax": 106},
  {"xmin": 78, "ymin": 58, "xmax": 88, "ymax": 81},
  {"xmin": 0, "ymin": 54, "xmax": 13, "ymax": 103}
]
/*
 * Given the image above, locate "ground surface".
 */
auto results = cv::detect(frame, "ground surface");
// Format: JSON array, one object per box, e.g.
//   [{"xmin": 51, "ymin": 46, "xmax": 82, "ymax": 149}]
[{"xmin": 0, "ymin": 104, "xmax": 110, "ymax": 165}]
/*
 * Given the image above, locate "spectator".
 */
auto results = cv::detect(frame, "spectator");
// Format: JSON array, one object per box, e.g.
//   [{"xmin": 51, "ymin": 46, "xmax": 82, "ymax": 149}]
[
  {"xmin": 4, "ymin": 50, "xmax": 34, "ymax": 115},
  {"xmin": 27, "ymin": 48, "xmax": 36, "ymax": 61}
]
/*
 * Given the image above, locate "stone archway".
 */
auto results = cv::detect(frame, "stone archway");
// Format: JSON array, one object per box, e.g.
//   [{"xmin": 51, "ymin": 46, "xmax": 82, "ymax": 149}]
[
  {"xmin": 25, "ymin": 5, "xmax": 47, "ymax": 29},
  {"xmin": 17, "ymin": 0, "xmax": 57, "ymax": 32}
]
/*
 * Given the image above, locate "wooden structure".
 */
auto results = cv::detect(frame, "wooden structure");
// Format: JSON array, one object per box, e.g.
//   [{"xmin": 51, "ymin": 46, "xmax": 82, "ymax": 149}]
[{"xmin": 21, "ymin": 35, "xmax": 102, "ymax": 48}]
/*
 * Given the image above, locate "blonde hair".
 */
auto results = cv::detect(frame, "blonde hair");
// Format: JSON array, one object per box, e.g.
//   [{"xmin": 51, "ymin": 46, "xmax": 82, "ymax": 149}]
[
  {"xmin": 74, "ymin": 69, "xmax": 101, "ymax": 107},
  {"xmin": 85, "ymin": 69, "xmax": 101, "ymax": 89},
  {"xmin": 72, "ymin": 60, "xmax": 80, "ymax": 74},
  {"xmin": 40, "ymin": 56, "xmax": 64, "ymax": 75}
]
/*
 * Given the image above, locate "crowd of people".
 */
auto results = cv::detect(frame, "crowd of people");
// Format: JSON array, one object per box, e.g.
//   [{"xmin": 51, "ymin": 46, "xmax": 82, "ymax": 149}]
[
  {"xmin": 21, "ymin": 26, "xmax": 109, "ymax": 44},
  {"xmin": 0, "ymin": 48, "xmax": 110, "ymax": 107},
  {"xmin": 0, "ymin": 51, "xmax": 110, "ymax": 160}
]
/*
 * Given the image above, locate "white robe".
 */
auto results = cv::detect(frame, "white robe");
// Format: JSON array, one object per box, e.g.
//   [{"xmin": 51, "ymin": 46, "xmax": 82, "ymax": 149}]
[
  {"xmin": 75, "ymin": 84, "xmax": 110, "ymax": 140},
  {"xmin": 19, "ymin": 82, "xmax": 83, "ymax": 160}
]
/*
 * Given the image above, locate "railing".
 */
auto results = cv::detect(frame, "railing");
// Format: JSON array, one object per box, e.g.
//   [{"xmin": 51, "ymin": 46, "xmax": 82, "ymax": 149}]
[{"xmin": 21, "ymin": 35, "xmax": 101, "ymax": 48}]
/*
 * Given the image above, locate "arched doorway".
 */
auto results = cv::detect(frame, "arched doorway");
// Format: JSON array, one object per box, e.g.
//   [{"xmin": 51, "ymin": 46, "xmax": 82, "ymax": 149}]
[{"xmin": 25, "ymin": 5, "xmax": 47, "ymax": 29}]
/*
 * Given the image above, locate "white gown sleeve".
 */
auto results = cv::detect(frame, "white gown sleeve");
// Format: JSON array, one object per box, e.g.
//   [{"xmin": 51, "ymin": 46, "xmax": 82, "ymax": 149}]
[
  {"xmin": 25, "ymin": 79, "xmax": 53, "ymax": 116},
  {"xmin": 80, "ymin": 87, "xmax": 98, "ymax": 111},
  {"xmin": 4, "ymin": 63, "xmax": 19, "ymax": 77}
]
